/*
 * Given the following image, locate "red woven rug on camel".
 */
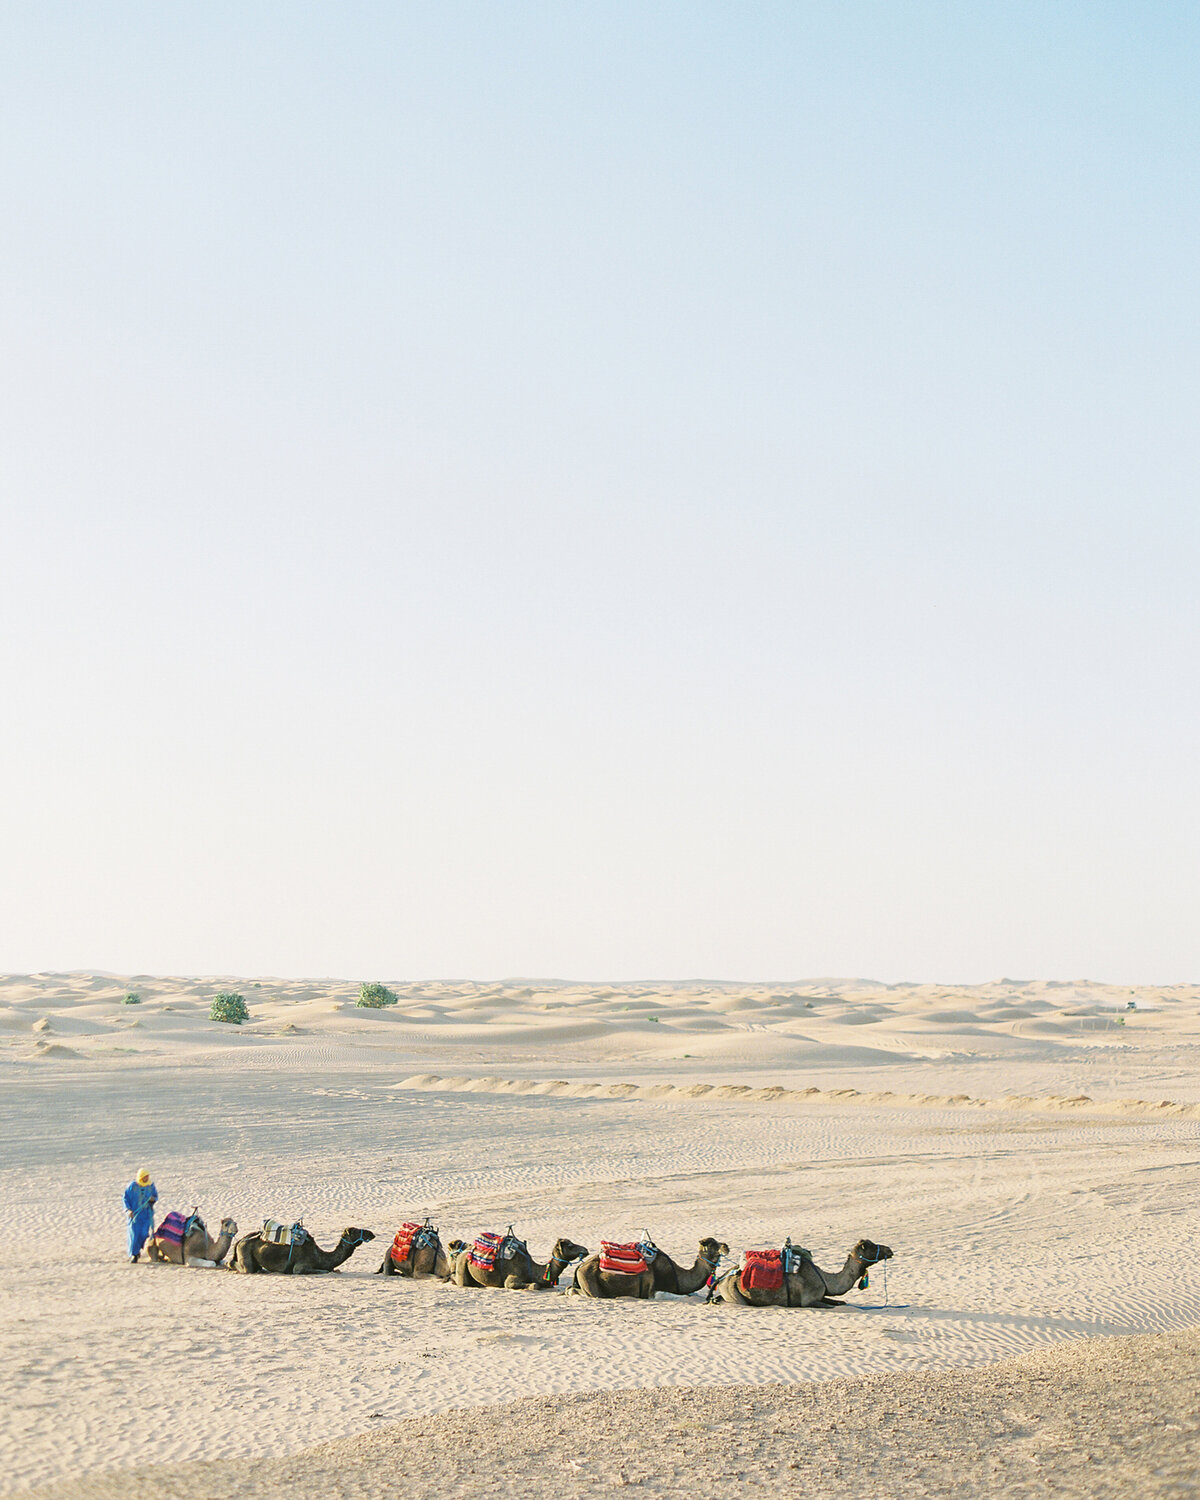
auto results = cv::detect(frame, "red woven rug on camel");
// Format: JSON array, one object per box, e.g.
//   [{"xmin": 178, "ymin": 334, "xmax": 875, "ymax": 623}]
[
  {"xmin": 389, "ymin": 1222, "xmax": 422, "ymax": 1266},
  {"xmin": 599, "ymin": 1241, "xmax": 648, "ymax": 1276},
  {"xmin": 741, "ymin": 1249, "xmax": 784, "ymax": 1291},
  {"xmin": 468, "ymin": 1232, "xmax": 505, "ymax": 1273}
]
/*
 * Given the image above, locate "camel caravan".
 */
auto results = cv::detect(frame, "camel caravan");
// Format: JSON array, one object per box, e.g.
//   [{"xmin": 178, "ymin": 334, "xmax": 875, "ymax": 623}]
[{"xmin": 142, "ymin": 1208, "xmax": 894, "ymax": 1306}]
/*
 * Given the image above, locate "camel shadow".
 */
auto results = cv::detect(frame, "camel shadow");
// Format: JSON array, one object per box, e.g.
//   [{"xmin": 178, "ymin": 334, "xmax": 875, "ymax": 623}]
[{"xmin": 849, "ymin": 1303, "xmax": 1133, "ymax": 1339}]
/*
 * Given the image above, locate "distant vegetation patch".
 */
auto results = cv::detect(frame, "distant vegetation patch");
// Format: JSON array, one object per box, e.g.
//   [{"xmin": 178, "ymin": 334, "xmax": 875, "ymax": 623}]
[
  {"xmin": 357, "ymin": 982, "xmax": 399, "ymax": 1009},
  {"xmin": 122, "ymin": 992, "xmax": 141, "ymax": 1005},
  {"xmin": 210, "ymin": 992, "xmax": 250, "ymax": 1024}
]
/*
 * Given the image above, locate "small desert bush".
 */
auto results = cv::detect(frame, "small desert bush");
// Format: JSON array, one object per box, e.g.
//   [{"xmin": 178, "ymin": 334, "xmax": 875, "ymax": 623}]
[
  {"xmin": 357, "ymin": 982, "xmax": 399, "ymax": 1009},
  {"xmin": 210, "ymin": 992, "xmax": 250, "ymax": 1025},
  {"xmin": 122, "ymin": 992, "xmax": 141, "ymax": 1005}
]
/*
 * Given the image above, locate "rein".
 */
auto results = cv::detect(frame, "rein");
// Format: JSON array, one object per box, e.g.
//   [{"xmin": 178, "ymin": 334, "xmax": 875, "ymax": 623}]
[{"xmin": 543, "ymin": 1248, "xmax": 587, "ymax": 1286}]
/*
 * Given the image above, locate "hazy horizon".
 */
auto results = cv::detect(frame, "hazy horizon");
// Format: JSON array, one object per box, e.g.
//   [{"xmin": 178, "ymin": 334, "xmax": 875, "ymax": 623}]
[{"xmin": 2, "ymin": 3, "xmax": 1197, "ymax": 984}]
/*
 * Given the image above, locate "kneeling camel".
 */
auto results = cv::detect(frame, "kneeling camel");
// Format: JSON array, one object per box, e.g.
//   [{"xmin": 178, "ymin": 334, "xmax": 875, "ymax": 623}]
[
  {"xmin": 145, "ymin": 1213, "xmax": 238, "ymax": 1267},
  {"xmin": 377, "ymin": 1221, "xmax": 453, "ymax": 1280},
  {"xmin": 451, "ymin": 1234, "xmax": 588, "ymax": 1290},
  {"xmin": 228, "ymin": 1226, "xmax": 375, "ymax": 1274},
  {"xmin": 574, "ymin": 1237, "xmax": 728, "ymax": 1299},
  {"xmin": 712, "ymin": 1238, "xmax": 893, "ymax": 1307}
]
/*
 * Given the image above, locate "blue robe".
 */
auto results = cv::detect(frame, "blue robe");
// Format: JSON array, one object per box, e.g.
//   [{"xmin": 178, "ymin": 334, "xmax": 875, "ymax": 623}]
[{"xmin": 124, "ymin": 1180, "xmax": 157, "ymax": 1257}]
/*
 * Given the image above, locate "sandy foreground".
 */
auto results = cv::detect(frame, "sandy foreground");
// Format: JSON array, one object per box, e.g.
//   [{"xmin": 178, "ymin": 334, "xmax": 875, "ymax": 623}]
[
  {"xmin": 2, "ymin": 973, "xmax": 1198, "ymax": 1495},
  {"xmin": 17, "ymin": 1329, "xmax": 1200, "ymax": 1499}
]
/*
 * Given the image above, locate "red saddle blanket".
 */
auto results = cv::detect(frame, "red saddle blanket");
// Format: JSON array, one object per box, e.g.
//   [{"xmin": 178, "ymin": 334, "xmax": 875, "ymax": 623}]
[
  {"xmin": 389, "ymin": 1222, "xmax": 422, "ymax": 1265},
  {"xmin": 468, "ymin": 1232, "xmax": 505, "ymax": 1272},
  {"xmin": 742, "ymin": 1249, "xmax": 784, "ymax": 1291},
  {"xmin": 599, "ymin": 1241, "xmax": 648, "ymax": 1276}
]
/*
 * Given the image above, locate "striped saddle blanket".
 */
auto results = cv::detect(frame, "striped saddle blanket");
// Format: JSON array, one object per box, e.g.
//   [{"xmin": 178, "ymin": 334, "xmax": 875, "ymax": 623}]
[
  {"xmin": 261, "ymin": 1220, "xmax": 306, "ymax": 1247},
  {"xmin": 468, "ymin": 1231, "xmax": 524, "ymax": 1273},
  {"xmin": 156, "ymin": 1210, "xmax": 199, "ymax": 1247},
  {"xmin": 599, "ymin": 1240, "xmax": 653, "ymax": 1276},
  {"xmin": 741, "ymin": 1248, "xmax": 784, "ymax": 1291},
  {"xmin": 390, "ymin": 1221, "xmax": 438, "ymax": 1265}
]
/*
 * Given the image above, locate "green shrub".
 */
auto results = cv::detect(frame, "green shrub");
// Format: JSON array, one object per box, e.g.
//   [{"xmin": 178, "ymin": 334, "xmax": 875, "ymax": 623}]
[
  {"xmin": 122, "ymin": 992, "xmax": 141, "ymax": 1005},
  {"xmin": 357, "ymin": 982, "xmax": 399, "ymax": 1009},
  {"xmin": 210, "ymin": 992, "xmax": 250, "ymax": 1024}
]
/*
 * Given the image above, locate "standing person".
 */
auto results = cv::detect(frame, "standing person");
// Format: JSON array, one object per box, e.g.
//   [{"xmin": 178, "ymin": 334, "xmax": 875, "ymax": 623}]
[{"xmin": 123, "ymin": 1168, "xmax": 157, "ymax": 1262}]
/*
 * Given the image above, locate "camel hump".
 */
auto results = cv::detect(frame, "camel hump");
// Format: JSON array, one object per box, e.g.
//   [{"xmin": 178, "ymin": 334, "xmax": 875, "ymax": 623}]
[
  {"xmin": 599, "ymin": 1241, "xmax": 649, "ymax": 1275},
  {"xmin": 261, "ymin": 1219, "xmax": 306, "ymax": 1246},
  {"xmin": 154, "ymin": 1210, "xmax": 195, "ymax": 1249},
  {"xmin": 389, "ymin": 1221, "xmax": 439, "ymax": 1264},
  {"xmin": 741, "ymin": 1249, "xmax": 785, "ymax": 1291}
]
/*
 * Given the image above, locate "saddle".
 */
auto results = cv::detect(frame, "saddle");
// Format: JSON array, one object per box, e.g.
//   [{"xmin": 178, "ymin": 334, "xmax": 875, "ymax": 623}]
[
  {"xmin": 155, "ymin": 1209, "xmax": 200, "ymax": 1248},
  {"xmin": 740, "ymin": 1248, "xmax": 784, "ymax": 1292},
  {"xmin": 389, "ymin": 1219, "xmax": 440, "ymax": 1266},
  {"xmin": 468, "ymin": 1230, "xmax": 524, "ymax": 1273},
  {"xmin": 261, "ymin": 1219, "xmax": 307, "ymax": 1247},
  {"xmin": 738, "ymin": 1242, "xmax": 809, "ymax": 1292},
  {"xmin": 599, "ymin": 1237, "xmax": 657, "ymax": 1276}
]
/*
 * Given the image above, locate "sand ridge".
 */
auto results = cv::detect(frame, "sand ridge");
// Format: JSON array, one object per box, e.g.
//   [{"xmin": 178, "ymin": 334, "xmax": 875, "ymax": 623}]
[{"xmin": 392, "ymin": 1069, "xmax": 1200, "ymax": 1119}]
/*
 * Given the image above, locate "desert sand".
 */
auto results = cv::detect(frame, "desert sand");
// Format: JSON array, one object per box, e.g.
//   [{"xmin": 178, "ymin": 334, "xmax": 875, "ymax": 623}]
[
  {"xmin": 2, "ymin": 973, "xmax": 1198, "ymax": 1495},
  {"xmin": 18, "ymin": 1329, "xmax": 1200, "ymax": 1498}
]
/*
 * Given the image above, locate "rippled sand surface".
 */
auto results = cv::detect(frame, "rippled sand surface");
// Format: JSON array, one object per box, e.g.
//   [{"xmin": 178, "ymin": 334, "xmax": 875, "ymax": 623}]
[{"xmin": 1, "ymin": 973, "xmax": 1197, "ymax": 1493}]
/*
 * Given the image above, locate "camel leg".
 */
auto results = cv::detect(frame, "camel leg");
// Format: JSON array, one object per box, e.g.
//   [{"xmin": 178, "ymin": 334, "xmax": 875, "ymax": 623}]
[
  {"xmin": 229, "ymin": 1243, "xmax": 257, "ymax": 1273},
  {"xmin": 719, "ymin": 1275, "xmax": 752, "ymax": 1305},
  {"xmin": 574, "ymin": 1263, "xmax": 601, "ymax": 1298}
]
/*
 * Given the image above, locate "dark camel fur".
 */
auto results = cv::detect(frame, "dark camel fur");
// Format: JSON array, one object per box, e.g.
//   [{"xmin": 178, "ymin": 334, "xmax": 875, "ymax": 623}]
[
  {"xmin": 574, "ymin": 1237, "xmax": 729, "ymax": 1299},
  {"xmin": 377, "ymin": 1225, "xmax": 452, "ymax": 1280},
  {"xmin": 713, "ymin": 1238, "xmax": 893, "ymax": 1307},
  {"xmin": 451, "ymin": 1236, "xmax": 589, "ymax": 1290},
  {"xmin": 228, "ymin": 1226, "xmax": 375, "ymax": 1275}
]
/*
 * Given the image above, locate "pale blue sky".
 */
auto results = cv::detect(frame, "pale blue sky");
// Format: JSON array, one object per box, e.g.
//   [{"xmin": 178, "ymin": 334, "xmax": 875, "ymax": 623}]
[{"xmin": 1, "ymin": 3, "xmax": 1196, "ymax": 980}]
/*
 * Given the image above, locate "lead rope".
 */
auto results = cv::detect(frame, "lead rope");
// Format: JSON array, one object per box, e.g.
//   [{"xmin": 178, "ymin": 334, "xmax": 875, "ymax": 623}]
[{"xmin": 857, "ymin": 1253, "xmax": 908, "ymax": 1311}]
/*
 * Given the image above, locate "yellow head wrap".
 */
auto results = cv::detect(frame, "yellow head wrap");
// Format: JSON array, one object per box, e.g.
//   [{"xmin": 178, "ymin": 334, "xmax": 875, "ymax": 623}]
[{"xmin": 136, "ymin": 1169, "xmax": 151, "ymax": 1185}]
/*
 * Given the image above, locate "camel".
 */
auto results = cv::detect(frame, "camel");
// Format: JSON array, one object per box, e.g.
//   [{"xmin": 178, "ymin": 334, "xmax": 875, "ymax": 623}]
[
  {"xmin": 574, "ymin": 1237, "xmax": 729, "ymax": 1299},
  {"xmin": 450, "ymin": 1232, "xmax": 589, "ymax": 1290},
  {"xmin": 377, "ymin": 1220, "xmax": 453, "ymax": 1279},
  {"xmin": 712, "ymin": 1238, "xmax": 893, "ymax": 1307},
  {"xmin": 228, "ymin": 1225, "xmax": 376, "ymax": 1274},
  {"xmin": 145, "ymin": 1211, "xmax": 238, "ymax": 1267}
]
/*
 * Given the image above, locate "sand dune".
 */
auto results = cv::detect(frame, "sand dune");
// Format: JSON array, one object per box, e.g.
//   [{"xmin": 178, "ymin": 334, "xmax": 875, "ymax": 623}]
[{"xmin": 1, "ymin": 972, "xmax": 1197, "ymax": 1494}]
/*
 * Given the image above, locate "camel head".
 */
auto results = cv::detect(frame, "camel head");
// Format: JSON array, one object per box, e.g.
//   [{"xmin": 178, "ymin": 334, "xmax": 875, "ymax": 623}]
[
  {"xmin": 339, "ymin": 1228, "xmax": 377, "ymax": 1247},
  {"xmin": 540, "ymin": 1239, "xmax": 589, "ymax": 1285},
  {"xmin": 447, "ymin": 1238, "xmax": 466, "ymax": 1255},
  {"xmin": 698, "ymin": 1237, "xmax": 730, "ymax": 1267},
  {"xmin": 219, "ymin": 1217, "xmax": 238, "ymax": 1237},
  {"xmin": 852, "ymin": 1239, "xmax": 893, "ymax": 1265},
  {"xmin": 549, "ymin": 1238, "xmax": 589, "ymax": 1273}
]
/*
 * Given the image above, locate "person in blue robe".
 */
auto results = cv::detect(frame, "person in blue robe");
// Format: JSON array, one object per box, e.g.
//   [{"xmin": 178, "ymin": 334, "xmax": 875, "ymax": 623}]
[{"xmin": 123, "ymin": 1169, "xmax": 157, "ymax": 1261}]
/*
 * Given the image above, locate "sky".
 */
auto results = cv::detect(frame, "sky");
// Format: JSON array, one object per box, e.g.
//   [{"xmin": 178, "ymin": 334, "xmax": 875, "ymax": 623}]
[{"xmin": 1, "ymin": 2, "xmax": 1197, "ymax": 983}]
